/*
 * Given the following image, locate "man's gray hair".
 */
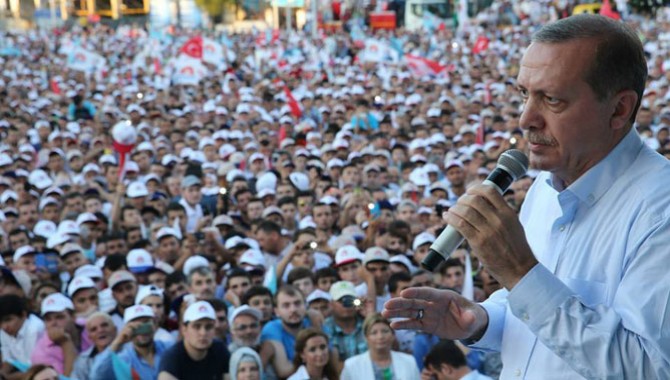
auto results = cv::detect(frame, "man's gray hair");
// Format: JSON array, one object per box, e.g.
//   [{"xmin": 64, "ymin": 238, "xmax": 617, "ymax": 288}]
[
  {"xmin": 532, "ymin": 14, "xmax": 647, "ymax": 123},
  {"xmin": 187, "ymin": 265, "xmax": 214, "ymax": 285}
]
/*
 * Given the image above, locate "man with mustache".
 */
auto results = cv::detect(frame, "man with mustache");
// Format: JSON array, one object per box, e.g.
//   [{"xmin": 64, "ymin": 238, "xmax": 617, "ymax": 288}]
[
  {"xmin": 259, "ymin": 285, "xmax": 314, "ymax": 379},
  {"xmin": 385, "ymin": 14, "xmax": 670, "ymax": 379},
  {"xmin": 228, "ymin": 305, "xmax": 263, "ymax": 352}
]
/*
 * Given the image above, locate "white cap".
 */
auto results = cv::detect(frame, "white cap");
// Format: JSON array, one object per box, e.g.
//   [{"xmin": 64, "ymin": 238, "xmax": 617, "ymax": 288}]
[
  {"xmin": 255, "ymin": 172, "xmax": 278, "ymax": 192},
  {"xmin": 445, "ymin": 160, "xmax": 464, "ymax": 170},
  {"xmin": 288, "ymin": 172, "xmax": 310, "ymax": 191},
  {"xmin": 228, "ymin": 304, "xmax": 262, "ymax": 324},
  {"xmin": 41, "ymin": 293, "xmax": 74, "ymax": 316},
  {"xmin": 123, "ymin": 304, "xmax": 155, "ymax": 323},
  {"xmin": 319, "ymin": 196, "xmax": 338, "ymax": 206},
  {"xmin": 13, "ymin": 245, "xmax": 35, "ymax": 262},
  {"xmin": 257, "ymin": 188, "xmax": 276, "ymax": 199},
  {"xmin": 67, "ymin": 276, "xmax": 96, "ymax": 297},
  {"xmin": 74, "ymin": 264, "xmax": 103, "ymax": 280},
  {"xmin": 127, "ymin": 181, "xmax": 149, "ymax": 198},
  {"xmin": 125, "ymin": 161, "xmax": 140, "ymax": 173},
  {"xmin": 334, "ymin": 245, "xmax": 364, "ymax": 267},
  {"xmin": 46, "ymin": 232, "xmax": 71, "ymax": 249},
  {"xmin": 156, "ymin": 227, "xmax": 180, "ymax": 241},
  {"xmin": 412, "ymin": 232, "xmax": 436, "ymax": 251},
  {"xmin": 135, "ymin": 284, "xmax": 164, "ymax": 305},
  {"xmin": 82, "ymin": 163, "xmax": 101, "ymax": 174},
  {"xmin": 60, "ymin": 243, "xmax": 84, "ymax": 259},
  {"xmin": 33, "ymin": 220, "xmax": 57, "ymax": 238},
  {"xmin": 29, "ymin": 169, "xmax": 53, "ymax": 190},
  {"xmin": 212, "ymin": 214, "xmax": 234, "ymax": 227},
  {"xmin": 183, "ymin": 255, "xmax": 209, "ymax": 276},
  {"xmin": 76, "ymin": 212, "xmax": 98, "ymax": 226},
  {"xmin": 261, "ymin": 206, "xmax": 282, "ymax": 219},
  {"xmin": 0, "ymin": 190, "xmax": 18, "ymax": 204},
  {"xmin": 58, "ymin": 220, "xmax": 80, "ymax": 236},
  {"xmin": 224, "ymin": 236, "xmax": 250, "ymax": 250},
  {"xmin": 239, "ymin": 249, "xmax": 265, "ymax": 267},
  {"xmin": 127, "ymin": 249, "xmax": 155, "ymax": 273},
  {"xmin": 108, "ymin": 270, "xmax": 137, "ymax": 289},
  {"xmin": 390, "ymin": 255, "xmax": 416, "ymax": 273},
  {"xmin": 183, "ymin": 301, "xmax": 216, "ymax": 323},
  {"xmin": 363, "ymin": 247, "xmax": 390, "ymax": 265},
  {"xmin": 306, "ymin": 289, "xmax": 332, "ymax": 304},
  {"xmin": 329, "ymin": 281, "xmax": 357, "ymax": 301}
]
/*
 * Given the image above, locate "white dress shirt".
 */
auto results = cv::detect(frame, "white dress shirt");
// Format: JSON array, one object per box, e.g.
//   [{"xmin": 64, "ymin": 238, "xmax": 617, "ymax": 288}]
[
  {"xmin": 178, "ymin": 198, "xmax": 204, "ymax": 234},
  {"xmin": 0, "ymin": 314, "xmax": 45, "ymax": 364},
  {"xmin": 472, "ymin": 129, "xmax": 670, "ymax": 378}
]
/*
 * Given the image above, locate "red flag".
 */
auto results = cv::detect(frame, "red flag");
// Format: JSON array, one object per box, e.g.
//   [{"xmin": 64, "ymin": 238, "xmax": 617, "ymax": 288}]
[
  {"xmin": 475, "ymin": 119, "xmax": 485, "ymax": 145},
  {"xmin": 50, "ymin": 79, "xmax": 61, "ymax": 95},
  {"xmin": 405, "ymin": 54, "xmax": 447, "ymax": 78},
  {"xmin": 599, "ymin": 0, "xmax": 620, "ymax": 20},
  {"xmin": 153, "ymin": 57, "xmax": 162, "ymax": 75},
  {"xmin": 180, "ymin": 36, "xmax": 203, "ymax": 59},
  {"xmin": 283, "ymin": 86, "xmax": 302, "ymax": 118},
  {"xmin": 472, "ymin": 36, "xmax": 489, "ymax": 55}
]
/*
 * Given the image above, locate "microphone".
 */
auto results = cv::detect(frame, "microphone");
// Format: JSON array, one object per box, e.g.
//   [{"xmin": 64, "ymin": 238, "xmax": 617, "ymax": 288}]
[{"xmin": 422, "ymin": 149, "xmax": 529, "ymax": 271}]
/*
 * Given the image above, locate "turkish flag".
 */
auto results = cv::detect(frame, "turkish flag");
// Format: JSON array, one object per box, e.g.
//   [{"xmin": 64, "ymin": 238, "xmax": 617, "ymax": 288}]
[
  {"xmin": 472, "ymin": 36, "xmax": 489, "ymax": 55},
  {"xmin": 180, "ymin": 36, "xmax": 203, "ymax": 59},
  {"xmin": 405, "ymin": 54, "xmax": 447, "ymax": 78},
  {"xmin": 284, "ymin": 86, "xmax": 302, "ymax": 118},
  {"xmin": 50, "ymin": 78, "xmax": 61, "ymax": 95},
  {"xmin": 599, "ymin": 0, "xmax": 620, "ymax": 20}
]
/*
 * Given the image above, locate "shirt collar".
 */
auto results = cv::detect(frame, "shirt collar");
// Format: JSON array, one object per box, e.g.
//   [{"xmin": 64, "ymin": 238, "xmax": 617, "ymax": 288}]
[
  {"xmin": 330, "ymin": 316, "xmax": 363, "ymax": 334},
  {"xmin": 548, "ymin": 128, "xmax": 643, "ymax": 207}
]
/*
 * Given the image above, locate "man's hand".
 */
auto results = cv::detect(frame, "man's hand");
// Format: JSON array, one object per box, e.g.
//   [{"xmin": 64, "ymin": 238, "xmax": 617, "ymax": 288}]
[
  {"xmin": 110, "ymin": 322, "xmax": 135, "ymax": 352},
  {"xmin": 47, "ymin": 327, "xmax": 72, "ymax": 346},
  {"xmin": 444, "ymin": 185, "xmax": 538, "ymax": 289},
  {"xmin": 224, "ymin": 289, "xmax": 240, "ymax": 307},
  {"xmin": 421, "ymin": 368, "xmax": 435, "ymax": 380},
  {"xmin": 382, "ymin": 287, "xmax": 487, "ymax": 341},
  {"xmin": 115, "ymin": 181, "xmax": 126, "ymax": 196},
  {"xmin": 195, "ymin": 215, "xmax": 213, "ymax": 232}
]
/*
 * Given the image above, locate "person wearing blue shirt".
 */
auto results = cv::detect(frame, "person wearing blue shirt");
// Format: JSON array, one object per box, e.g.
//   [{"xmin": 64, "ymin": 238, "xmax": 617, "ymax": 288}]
[
  {"xmin": 90, "ymin": 305, "xmax": 171, "ymax": 380},
  {"xmin": 260, "ymin": 285, "xmax": 313, "ymax": 379},
  {"xmin": 384, "ymin": 15, "xmax": 670, "ymax": 379},
  {"xmin": 67, "ymin": 94, "xmax": 96, "ymax": 121},
  {"xmin": 350, "ymin": 100, "xmax": 379, "ymax": 132}
]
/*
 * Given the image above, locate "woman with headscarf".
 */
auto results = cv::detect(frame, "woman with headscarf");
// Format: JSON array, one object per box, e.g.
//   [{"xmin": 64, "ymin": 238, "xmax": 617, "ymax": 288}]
[{"xmin": 229, "ymin": 347, "xmax": 263, "ymax": 380}]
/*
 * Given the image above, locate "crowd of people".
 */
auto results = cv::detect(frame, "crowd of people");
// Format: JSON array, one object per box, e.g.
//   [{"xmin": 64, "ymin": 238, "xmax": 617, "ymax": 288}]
[{"xmin": 0, "ymin": 1, "xmax": 669, "ymax": 379}]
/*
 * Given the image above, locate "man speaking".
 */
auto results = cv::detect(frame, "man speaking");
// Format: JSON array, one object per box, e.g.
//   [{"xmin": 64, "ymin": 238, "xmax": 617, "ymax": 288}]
[{"xmin": 383, "ymin": 14, "xmax": 670, "ymax": 379}]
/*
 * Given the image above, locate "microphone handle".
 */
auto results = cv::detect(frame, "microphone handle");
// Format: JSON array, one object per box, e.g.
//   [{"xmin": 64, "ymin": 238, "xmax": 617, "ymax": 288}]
[{"xmin": 422, "ymin": 171, "xmax": 510, "ymax": 271}]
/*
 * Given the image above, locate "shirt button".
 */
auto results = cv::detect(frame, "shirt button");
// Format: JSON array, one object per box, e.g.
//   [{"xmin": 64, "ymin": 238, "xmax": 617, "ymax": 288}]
[
  {"xmin": 559, "ymin": 225, "xmax": 565, "ymax": 232},
  {"xmin": 588, "ymin": 194, "xmax": 595, "ymax": 202},
  {"xmin": 515, "ymin": 369, "xmax": 522, "ymax": 377},
  {"xmin": 522, "ymin": 313, "xmax": 530, "ymax": 321}
]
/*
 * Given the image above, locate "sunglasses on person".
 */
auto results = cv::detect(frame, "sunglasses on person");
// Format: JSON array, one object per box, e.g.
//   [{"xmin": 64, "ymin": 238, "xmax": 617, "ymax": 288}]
[{"xmin": 338, "ymin": 295, "xmax": 362, "ymax": 308}]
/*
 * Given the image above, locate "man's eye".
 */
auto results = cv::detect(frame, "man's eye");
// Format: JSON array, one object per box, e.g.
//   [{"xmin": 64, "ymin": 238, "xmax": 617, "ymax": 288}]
[{"xmin": 545, "ymin": 97, "xmax": 560, "ymax": 105}]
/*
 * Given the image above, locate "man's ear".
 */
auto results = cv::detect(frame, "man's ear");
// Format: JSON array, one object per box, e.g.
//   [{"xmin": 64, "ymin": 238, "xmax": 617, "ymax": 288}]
[
  {"xmin": 440, "ymin": 363, "xmax": 455, "ymax": 376},
  {"xmin": 609, "ymin": 89, "xmax": 639, "ymax": 131}
]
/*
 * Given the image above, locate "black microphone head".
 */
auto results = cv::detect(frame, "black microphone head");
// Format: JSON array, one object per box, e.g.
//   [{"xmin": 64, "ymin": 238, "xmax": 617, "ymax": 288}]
[
  {"xmin": 498, "ymin": 149, "xmax": 529, "ymax": 180},
  {"xmin": 422, "ymin": 249, "xmax": 446, "ymax": 272}
]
